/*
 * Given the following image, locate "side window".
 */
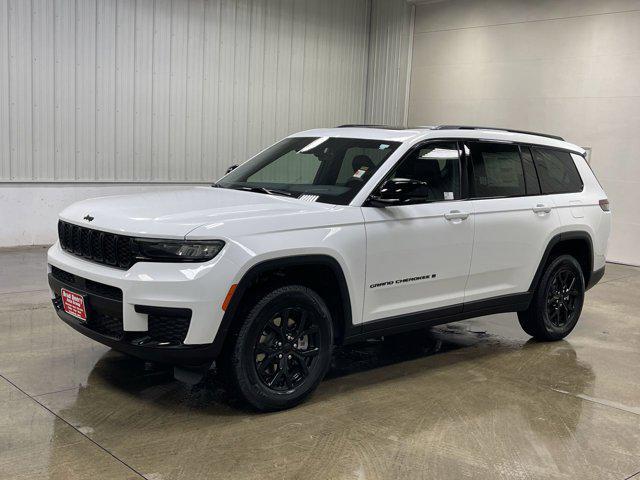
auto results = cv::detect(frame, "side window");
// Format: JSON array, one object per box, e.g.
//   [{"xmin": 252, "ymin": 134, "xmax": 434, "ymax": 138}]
[
  {"xmin": 519, "ymin": 146, "xmax": 542, "ymax": 195},
  {"xmin": 389, "ymin": 142, "xmax": 461, "ymax": 202},
  {"xmin": 247, "ymin": 150, "xmax": 320, "ymax": 184},
  {"xmin": 532, "ymin": 147, "xmax": 583, "ymax": 194},
  {"xmin": 469, "ymin": 142, "xmax": 526, "ymax": 198}
]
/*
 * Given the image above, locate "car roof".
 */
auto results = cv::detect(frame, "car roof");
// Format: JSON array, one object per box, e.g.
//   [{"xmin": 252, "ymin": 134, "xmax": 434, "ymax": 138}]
[{"xmin": 289, "ymin": 125, "xmax": 585, "ymax": 155}]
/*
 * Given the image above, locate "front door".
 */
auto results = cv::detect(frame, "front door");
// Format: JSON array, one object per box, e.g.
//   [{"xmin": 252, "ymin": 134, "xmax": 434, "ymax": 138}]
[{"xmin": 362, "ymin": 141, "xmax": 474, "ymax": 324}]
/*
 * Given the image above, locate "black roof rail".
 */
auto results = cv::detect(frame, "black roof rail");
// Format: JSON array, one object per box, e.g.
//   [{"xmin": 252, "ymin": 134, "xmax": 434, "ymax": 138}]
[
  {"xmin": 433, "ymin": 125, "xmax": 564, "ymax": 141},
  {"xmin": 336, "ymin": 124, "xmax": 413, "ymax": 130}
]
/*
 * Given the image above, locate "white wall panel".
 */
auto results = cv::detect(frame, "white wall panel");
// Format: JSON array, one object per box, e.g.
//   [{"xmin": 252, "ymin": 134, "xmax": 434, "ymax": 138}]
[
  {"xmin": 115, "ymin": 0, "xmax": 136, "ymax": 180},
  {"xmin": 185, "ymin": 0, "xmax": 205, "ymax": 181},
  {"xmin": 0, "ymin": 0, "xmax": 9, "ymax": 180},
  {"xmin": 152, "ymin": 0, "xmax": 171, "ymax": 181},
  {"xmin": 76, "ymin": 0, "xmax": 97, "ymax": 180},
  {"xmin": 96, "ymin": 0, "xmax": 116, "ymax": 179},
  {"xmin": 53, "ymin": 0, "xmax": 76, "ymax": 181},
  {"xmin": 32, "ymin": 0, "xmax": 55, "ymax": 180},
  {"xmin": 8, "ymin": 0, "xmax": 33, "ymax": 180},
  {"xmin": 366, "ymin": 0, "xmax": 413, "ymax": 126},
  {"xmin": 134, "ymin": 0, "xmax": 154, "ymax": 181}
]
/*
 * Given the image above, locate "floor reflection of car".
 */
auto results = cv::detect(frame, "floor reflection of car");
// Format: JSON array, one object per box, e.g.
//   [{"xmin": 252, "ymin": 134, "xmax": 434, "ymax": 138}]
[{"xmin": 49, "ymin": 328, "xmax": 594, "ymax": 476}]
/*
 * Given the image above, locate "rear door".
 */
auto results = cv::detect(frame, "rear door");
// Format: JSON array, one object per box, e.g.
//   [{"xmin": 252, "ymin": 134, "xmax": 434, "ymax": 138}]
[
  {"xmin": 464, "ymin": 141, "xmax": 561, "ymax": 303},
  {"xmin": 362, "ymin": 141, "xmax": 474, "ymax": 323}
]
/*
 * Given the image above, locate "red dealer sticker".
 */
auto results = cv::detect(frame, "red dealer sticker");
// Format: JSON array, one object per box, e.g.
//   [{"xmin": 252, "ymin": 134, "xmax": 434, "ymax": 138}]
[{"xmin": 60, "ymin": 288, "xmax": 87, "ymax": 321}]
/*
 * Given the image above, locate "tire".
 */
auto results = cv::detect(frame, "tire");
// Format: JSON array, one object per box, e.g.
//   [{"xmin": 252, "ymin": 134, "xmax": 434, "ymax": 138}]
[
  {"xmin": 221, "ymin": 285, "xmax": 333, "ymax": 411},
  {"xmin": 518, "ymin": 254, "xmax": 585, "ymax": 341}
]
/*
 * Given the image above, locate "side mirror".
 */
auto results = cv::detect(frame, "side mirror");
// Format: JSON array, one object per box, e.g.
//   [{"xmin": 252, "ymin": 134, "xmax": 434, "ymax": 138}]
[
  {"xmin": 226, "ymin": 164, "xmax": 238, "ymax": 174},
  {"xmin": 367, "ymin": 178, "xmax": 427, "ymax": 207}
]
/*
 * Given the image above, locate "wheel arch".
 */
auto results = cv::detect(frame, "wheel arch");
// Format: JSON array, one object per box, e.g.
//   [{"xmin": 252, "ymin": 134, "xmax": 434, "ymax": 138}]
[
  {"xmin": 216, "ymin": 254, "xmax": 355, "ymax": 355},
  {"xmin": 529, "ymin": 231, "xmax": 594, "ymax": 293}
]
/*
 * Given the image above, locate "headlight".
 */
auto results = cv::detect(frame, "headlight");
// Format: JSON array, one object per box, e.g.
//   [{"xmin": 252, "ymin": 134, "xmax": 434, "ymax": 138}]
[{"xmin": 134, "ymin": 239, "xmax": 225, "ymax": 262}]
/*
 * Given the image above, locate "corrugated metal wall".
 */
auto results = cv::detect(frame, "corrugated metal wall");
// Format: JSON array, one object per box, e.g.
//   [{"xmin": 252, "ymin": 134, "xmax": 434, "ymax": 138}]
[
  {"xmin": 1, "ymin": 0, "xmax": 409, "ymax": 183},
  {"xmin": 365, "ymin": 0, "xmax": 413, "ymax": 126}
]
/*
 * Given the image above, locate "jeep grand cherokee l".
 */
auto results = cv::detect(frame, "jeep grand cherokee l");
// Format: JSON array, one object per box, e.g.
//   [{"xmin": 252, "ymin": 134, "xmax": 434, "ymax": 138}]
[{"xmin": 47, "ymin": 125, "xmax": 610, "ymax": 411}]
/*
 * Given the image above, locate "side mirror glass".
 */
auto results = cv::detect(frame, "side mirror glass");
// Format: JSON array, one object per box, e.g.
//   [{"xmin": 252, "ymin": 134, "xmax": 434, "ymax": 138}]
[{"xmin": 367, "ymin": 178, "xmax": 427, "ymax": 207}]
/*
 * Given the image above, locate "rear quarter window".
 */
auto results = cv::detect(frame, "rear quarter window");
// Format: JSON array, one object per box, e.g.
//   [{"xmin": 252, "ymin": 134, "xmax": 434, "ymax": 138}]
[{"xmin": 532, "ymin": 147, "xmax": 583, "ymax": 194}]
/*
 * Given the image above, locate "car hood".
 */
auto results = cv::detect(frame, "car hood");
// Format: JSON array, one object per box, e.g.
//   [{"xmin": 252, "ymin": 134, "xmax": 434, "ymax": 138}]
[{"xmin": 59, "ymin": 187, "xmax": 337, "ymax": 239}]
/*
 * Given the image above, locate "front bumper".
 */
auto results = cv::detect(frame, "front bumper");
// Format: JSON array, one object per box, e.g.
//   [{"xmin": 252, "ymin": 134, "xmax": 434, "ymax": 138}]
[
  {"xmin": 47, "ymin": 241, "xmax": 239, "ymax": 364},
  {"xmin": 49, "ymin": 270, "xmax": 221, "ymax": 366},
  {"xmin": 53, "ymin": 305, "xmax": 219, "ymax": 366}
]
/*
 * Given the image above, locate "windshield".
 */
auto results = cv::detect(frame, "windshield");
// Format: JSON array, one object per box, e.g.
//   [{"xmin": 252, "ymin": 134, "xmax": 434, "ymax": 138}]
[{"xmin": 217, "ymin": 137, "xmax": 401, "ymax": 205}]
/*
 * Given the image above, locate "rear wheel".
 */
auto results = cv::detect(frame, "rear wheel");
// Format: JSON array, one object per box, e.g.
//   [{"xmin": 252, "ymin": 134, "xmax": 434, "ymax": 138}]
[
  {"xmin": 222, "ymin": 285, "xmax": 333, "ymax": 411},
  {"xmin": 518, "ymin": 255, "xmax": 585, "ymax": 341}
]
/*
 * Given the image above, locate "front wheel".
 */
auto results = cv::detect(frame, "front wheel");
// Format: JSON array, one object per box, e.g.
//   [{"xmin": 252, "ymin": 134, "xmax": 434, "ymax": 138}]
[
  {"xmin": 518, "ymin": 255, "xmax": 585, "ymax": 341},
  {"xmin": 222, "ymin": 285, "xmax": 333, "ymax": 411}
]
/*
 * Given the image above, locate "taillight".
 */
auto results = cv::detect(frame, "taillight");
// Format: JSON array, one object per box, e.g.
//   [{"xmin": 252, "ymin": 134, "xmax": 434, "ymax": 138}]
[{"xmin": 599, "ymin": 199, "xmax": 610, "ymax": 212}]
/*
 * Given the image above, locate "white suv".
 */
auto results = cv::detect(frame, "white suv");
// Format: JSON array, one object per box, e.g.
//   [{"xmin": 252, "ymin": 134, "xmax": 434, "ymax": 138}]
[{"xmin": 47, "ymin": 125, "xmax": 610, "ymax": 410}]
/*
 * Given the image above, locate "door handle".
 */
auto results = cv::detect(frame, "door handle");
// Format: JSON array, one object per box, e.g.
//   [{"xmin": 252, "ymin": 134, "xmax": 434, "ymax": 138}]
[
  {"xmin": 444, "ymin": 210, "xmax": 469, "ymax": 221},
  {"xmin": 532, "ymin": 204, "xmax": 552, "ymax": 214}
]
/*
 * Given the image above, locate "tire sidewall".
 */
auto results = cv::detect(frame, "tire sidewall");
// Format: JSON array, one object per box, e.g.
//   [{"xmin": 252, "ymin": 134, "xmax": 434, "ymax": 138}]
[{"xmin": 232, "ymin": 286, "xmax": 333, "ymax": 411}]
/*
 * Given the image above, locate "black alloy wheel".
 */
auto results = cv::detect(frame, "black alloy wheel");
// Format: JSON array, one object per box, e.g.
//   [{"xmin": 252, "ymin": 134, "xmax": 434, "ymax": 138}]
[
  {"xmin": 254, "ymin": 307, "xmax": 321, "ymax": 391},
  {"xmin": 222, "ymin": 285, "xmax": 333, "ymax": 411},
  {"xmin": 518, "ymin": 254, "xmax": 585, "ymax": 341},
  {"xmin": 545, "ymin": 267, "xmax": 580, "ymax": 328}
]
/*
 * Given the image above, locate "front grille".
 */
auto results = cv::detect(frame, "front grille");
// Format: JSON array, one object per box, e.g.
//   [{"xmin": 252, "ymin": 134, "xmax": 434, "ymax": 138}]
[
  {"xmin": 58, "ymin": 221, "xmax": 136, "ymax": 269},
  {"xmin": 51, "ymin": 266, "xmax": 122, "ymax": 301},
  {"xmin": 148, "ymin": 315, "xmax": 191, "ymax": 344}
]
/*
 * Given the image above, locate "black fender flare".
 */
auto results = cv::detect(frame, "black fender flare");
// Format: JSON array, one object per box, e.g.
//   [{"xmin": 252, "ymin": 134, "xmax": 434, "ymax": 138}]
[
  {"xmin": 528, "ymin": 231, "xmax": 594, "ymax": 293},
  {"xmin": 210, "ymin": 254, "xmax": 355, "ymax": 358}
]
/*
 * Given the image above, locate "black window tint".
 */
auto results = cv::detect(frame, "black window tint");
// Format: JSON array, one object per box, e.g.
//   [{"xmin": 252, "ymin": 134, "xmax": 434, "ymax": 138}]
[
  {"xmin": 470, "ymin": 142, "xmax": 526, "ymax": 198},
  {"xmin": 532, "ymin": 147, "xmax": 583, "ymax": 194},
  {"xmin": 520, "ymin": 146, "xmax": 541, "ymax": 195},
  {"xmin": 390, "ymin": 142, "xmax": 461, "ymax": 202}
]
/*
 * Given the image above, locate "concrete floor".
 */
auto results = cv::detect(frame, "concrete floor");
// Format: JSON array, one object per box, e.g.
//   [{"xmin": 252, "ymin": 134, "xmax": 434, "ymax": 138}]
[{"xmin": 1, "ymin": 247, "xmax": 640, "ymax": 480}]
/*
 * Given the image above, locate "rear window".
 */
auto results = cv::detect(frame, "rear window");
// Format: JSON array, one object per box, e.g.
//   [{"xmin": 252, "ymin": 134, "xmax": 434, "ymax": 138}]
[
  {"xmin": 532, "ymin": 147, "xmax": 583, "ymax": 194},
  {"xmin": 469, "ymin": 142, "xmax": 526, "ymax": 198}
]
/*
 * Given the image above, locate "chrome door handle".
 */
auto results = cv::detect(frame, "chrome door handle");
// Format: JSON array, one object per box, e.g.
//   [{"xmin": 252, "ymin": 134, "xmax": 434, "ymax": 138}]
[
  {"xmin": 532, "ymin": 204, "xmax": 552, "ymax": 214},
  {"xmin": 444, "ymin": 210, "xmax": 469, "ymax": 221}
]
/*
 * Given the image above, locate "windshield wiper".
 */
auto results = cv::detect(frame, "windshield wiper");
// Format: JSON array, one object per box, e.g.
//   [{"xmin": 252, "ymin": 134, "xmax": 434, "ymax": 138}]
[{"xmin": 231, "ymin": 185, "xmax": 295, "ymax": 197}]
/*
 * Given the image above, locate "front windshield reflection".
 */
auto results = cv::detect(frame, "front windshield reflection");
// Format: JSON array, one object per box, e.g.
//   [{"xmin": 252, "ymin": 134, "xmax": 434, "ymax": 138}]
[{"xmin": 217, "ymin": 136, "xmax": 400, "ymax": 205}]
